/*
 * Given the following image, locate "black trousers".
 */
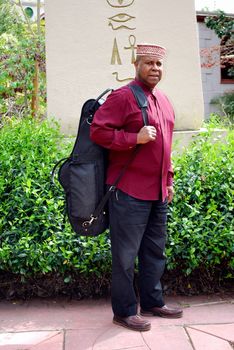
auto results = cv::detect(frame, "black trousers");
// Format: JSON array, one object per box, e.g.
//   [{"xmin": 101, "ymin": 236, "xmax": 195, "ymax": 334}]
[{"xmin": 109, "ymin": 188, "xmax": 168, "ymax": 317}]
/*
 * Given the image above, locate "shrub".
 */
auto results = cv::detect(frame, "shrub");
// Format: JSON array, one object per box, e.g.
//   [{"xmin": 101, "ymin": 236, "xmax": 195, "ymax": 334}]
[
  {"xmin": 0, "ymin": 117, "xmax": 112, "ymax": 283},
  {"xmin": 0, "ymin": 1, "xmax": 46, "ymax": 119},
  {"xmin": 167, "ymin": 126, "xmax": 234, "ymax": 282},
  {"xmin": 210, "ymin": 91, "xmax": 234, "ymax": 126},
  {"xmin": 0, "ymin": 118, "xmax": 233, "ymax": 297}
]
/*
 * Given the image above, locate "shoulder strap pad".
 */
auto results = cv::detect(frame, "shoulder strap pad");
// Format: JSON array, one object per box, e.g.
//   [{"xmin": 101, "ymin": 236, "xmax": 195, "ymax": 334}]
[{"xmin": 128, "ymin": 85, "xmax": 149, "ymax": 126}]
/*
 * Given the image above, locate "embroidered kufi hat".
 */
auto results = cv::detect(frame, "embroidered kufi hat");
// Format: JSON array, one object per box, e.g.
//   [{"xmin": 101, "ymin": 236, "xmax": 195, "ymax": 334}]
[{"xmin": 136, "ymin": 43, "xmax": 166, "ymax": 59}]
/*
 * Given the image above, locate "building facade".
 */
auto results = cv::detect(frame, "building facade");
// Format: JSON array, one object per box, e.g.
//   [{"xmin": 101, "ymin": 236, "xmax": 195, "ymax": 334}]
[
  {"xmin": 197, "ymin": 11, "xmax": 234, "ymax": 118},
  {"xmin": 45, "ymin": 0, "xmax": 204, "ymax": 134}
]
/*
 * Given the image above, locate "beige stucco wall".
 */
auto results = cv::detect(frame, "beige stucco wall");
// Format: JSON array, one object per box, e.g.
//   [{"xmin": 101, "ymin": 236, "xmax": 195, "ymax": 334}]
[{"xmin": 45, "ymin": 0, "xmax": 204, "ymax": 134}]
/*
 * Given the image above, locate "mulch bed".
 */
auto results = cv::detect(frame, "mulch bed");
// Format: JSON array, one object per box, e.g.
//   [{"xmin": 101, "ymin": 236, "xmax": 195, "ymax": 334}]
[{"xmin": 0, "ymin": 269, "xmax": 233, "ymax": 301}]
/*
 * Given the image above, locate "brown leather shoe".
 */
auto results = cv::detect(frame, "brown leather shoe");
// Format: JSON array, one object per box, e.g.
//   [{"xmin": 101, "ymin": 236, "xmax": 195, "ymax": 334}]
[
  {"xmin": 113, "ymin": 314, "xmax": 151, "ymax": 331},
  {"xmin": 140, "ymin": 305, "xmax": 183, "ymax": 318}
]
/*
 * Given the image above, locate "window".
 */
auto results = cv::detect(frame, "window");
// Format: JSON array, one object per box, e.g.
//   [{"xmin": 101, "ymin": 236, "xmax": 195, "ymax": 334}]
[{"xmin": 25, "ymin": 7, "xmax": 34, "ymax": 19}]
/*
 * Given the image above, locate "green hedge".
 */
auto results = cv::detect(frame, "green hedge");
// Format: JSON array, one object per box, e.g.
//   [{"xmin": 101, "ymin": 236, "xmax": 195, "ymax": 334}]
[
  {"xmin": 0, "ymin": 118, "xmax": 111, "ymax": 279},
  {"xmin": 166, "ymin": 128, "xmax": 234, "ymax": 291},
  {"xmin": 0, "ymin": 117, "xmax": 233, "ymax": 297}
]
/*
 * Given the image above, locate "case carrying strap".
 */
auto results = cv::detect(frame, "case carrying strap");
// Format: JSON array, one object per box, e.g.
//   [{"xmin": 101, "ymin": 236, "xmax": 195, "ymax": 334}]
[{"xmin": 83, "ymin": 84, "xmax": 148, "ymax": 228}]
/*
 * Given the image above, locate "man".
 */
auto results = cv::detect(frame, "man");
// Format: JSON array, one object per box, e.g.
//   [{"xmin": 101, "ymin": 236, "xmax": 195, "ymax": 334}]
[{"xmin": 90, "ymin": 43, "xmax": 183, "ymax": 332}]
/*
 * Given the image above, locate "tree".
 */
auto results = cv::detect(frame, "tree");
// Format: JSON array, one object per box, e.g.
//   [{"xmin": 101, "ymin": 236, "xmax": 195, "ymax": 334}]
[
  {"xmin": 201, "ymin": 10, "xmax": 234, "ymax": 78},
  {"xmin": 0, "ymin": 0, "xmax": 23, "ymax": 35},
  {"xmin": 0, "ymin": 0, "xmax": 45, "ymax": 120},
  {"xmin": 205, "ymin": 10, "xmax": 233, "ymax": 38}
]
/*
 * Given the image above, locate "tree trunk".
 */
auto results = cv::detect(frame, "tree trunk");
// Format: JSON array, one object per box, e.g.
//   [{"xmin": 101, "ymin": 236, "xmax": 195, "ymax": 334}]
[
  {"xmin": 37, "ymin": 0, "xmax": 41, "ymax": 36},
  {"xmin": 31, "ymin": 0, "xmax": 41, "ymax": 118},
  {"xmin": 31, "ymin": 59, "xmax": 39, "ymax": 118}
]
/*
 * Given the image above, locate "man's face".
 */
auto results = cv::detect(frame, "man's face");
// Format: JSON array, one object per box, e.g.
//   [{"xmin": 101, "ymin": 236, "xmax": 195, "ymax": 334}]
[{"xmin": 134, "ymin": 55, "xmax": 163, "ymax": 89}]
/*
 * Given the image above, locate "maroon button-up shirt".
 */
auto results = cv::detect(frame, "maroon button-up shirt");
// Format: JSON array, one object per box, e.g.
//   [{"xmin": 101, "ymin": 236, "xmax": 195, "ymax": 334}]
[{"xmin": 90, "ymin": 79, "xmax": 175, "ymax": 201}]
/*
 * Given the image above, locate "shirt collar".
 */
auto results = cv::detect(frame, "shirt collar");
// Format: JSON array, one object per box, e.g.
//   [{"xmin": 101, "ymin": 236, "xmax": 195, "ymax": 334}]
[{"xmin": 132, "ymin": 78, "xmax": 157, "ymax": 96}]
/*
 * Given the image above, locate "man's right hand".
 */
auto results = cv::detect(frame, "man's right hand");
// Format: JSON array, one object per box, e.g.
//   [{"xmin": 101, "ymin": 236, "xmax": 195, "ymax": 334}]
[{"xmin": 137, "ymin": 126, "xmax": 157, "ymax": 144}]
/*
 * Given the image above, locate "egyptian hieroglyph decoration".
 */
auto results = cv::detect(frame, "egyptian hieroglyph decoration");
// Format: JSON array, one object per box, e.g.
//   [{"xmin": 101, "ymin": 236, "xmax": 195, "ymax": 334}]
[
  {"xmin": 45, "ymin": 0, "xmax": 204, "ymax": 132},
  {"xmin": 107, "ymin": 0, "xmax": 137, "ymax": 81}
]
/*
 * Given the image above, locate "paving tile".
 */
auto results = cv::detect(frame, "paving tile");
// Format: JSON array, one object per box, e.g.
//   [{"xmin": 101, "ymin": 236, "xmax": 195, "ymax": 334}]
[
  {"xmin": 65, "ymin": 329, "xmax": 108, "ymax": 350},
  {"xmin": 0, "ymin": 346, "xmax": 28, "ymax": 349},
  {"xmin": 142, "ymin": 325, "xmax": 193, "ymax": 350},
  {"xmin": 34, "ymin": 331, "xmax": 64, "ymax": 350},
  {"xmin": 0, "ymin": 299, "xmax": 112, "ymax": 332},
  {"xmin": 0, "ymin": 331, "xmax": 63, "ymax": 350},
  {"xmin": 147, "ymin": 302, "xmax": 234, "ymax": 327},
  {"xmin": 116, "ymin": 348, "xmax": 147, "ymax": 350},
  {"xmin": 65, "ymin": 328, "xmax": 146, "ymax": 350},
  {"xmin": 187, "ymin": 327, "xmax": 233, "ymax": 350},
  {"xmin": 166, "ymin": 294, "xmax": 234, "ymax": 307},
  {"xmin": 188, "ymin": 324, "xmax": 234, "ymax": 342},
  {"xmin": 184, "ymin": 302, "xmax": 234, "ymax": 325}
]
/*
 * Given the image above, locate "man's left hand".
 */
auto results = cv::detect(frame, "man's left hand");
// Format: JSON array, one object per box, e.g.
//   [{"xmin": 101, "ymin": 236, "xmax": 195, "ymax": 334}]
[{"xmin": 167, "ymin": 186, "xmax": 174, "ymax": 203}]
